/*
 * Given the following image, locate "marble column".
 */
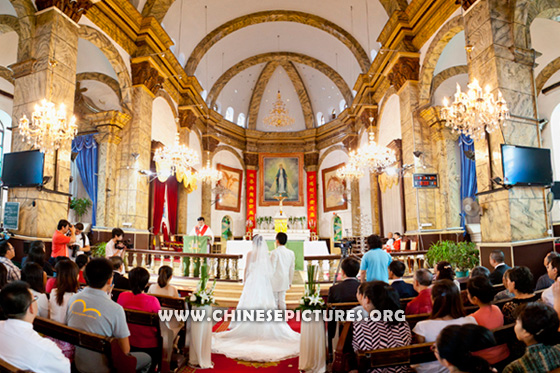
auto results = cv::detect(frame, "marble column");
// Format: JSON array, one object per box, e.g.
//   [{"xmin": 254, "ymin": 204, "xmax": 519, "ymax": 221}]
[
  {"xmin": 465, "ymin": 0, "xmax": 547, "ymax": 242},
  {"xmin": 200, "ymin": 134, "xmax": 220, "ymax": 224},
  {"xmin": 92, "ymin": 111, "xmax": 130, "ymax": 228},
  {"xmin": 389, "ymin": 57, "xmax": 439, "ymax": 232},
  {"xmin": 8, "ymin": 7, "xmax": 80, "ymax": 238}
]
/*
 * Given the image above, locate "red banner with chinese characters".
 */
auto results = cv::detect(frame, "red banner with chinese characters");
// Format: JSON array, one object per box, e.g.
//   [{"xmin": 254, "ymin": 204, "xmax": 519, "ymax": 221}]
[
  {"xmin": 307, "ymin": 171, "xmax": 318, "ymax": 233},
  {"xmin": 246, "ymin": 169, "xmax": 257, "ymax": 233}
]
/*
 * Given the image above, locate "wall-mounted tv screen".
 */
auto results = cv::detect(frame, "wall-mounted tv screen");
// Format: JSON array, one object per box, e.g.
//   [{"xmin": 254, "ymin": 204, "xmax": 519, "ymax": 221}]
[
  {"xmin": 1, "ymin": 150, "xmax": 44, "ymax": 187},
  {"xmin": 501, "ymin": 144, "xmax": 553, "ymax": 186}
]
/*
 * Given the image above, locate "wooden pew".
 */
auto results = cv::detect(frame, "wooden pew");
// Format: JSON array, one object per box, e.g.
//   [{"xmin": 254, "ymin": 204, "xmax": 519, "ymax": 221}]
[
  {"xmin": 0, "ymin": 358, "xmax": 31, "ymax": 373},
  {"xmin": 123, "ymin": 308, "xmax": 166, "ymax": 372},
  {"xmin": 112, "ymin": 288, "xmax": 187, "ymax": 310},
  {"xmin": 353, "ymin": 323, "xmax": 516, "ymax": 373},
  {"xmin": 32, "ymin": 316, "xmax": 137, "ymax": 373}
]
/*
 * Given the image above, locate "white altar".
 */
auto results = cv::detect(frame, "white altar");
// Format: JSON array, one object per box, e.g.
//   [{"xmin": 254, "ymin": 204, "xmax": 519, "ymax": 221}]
[
  {"xmin": 252, "ymin": 229, "xmax": 311, "ymax": 241},
  {"xmin": 226, "ymin": 240, "xmax": 329, "ymax": 280}
]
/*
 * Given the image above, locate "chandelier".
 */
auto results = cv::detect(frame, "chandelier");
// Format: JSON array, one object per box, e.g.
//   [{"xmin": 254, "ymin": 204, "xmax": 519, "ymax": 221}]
[
  {"xmin": 263, "ymin": 91, "xmax": 294, "ymax": 127},
  {"xmin": 18, "ymin": 60, "xmax": 78, "ymax": 153},
  {"xmin": 336, "ymin": 158, "xmax": 364, "ymax": 181},
  {"xmin": 195, "ymin": 158, "xmax": 222, "ymax": 184},
  {"xmin": 153, "ymin": 133, "xmax": 199, "ymax": 181},
  {"xmin": 353, "ymin": 118, "xmax": 396, "ymax": 173},
  {"xmin": 442, "ymin": 80, "xmax": 509, "ymax": 139}
]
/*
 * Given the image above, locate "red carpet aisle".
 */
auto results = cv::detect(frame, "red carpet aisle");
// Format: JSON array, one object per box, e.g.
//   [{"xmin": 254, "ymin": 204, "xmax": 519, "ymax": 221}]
[{"xmin": 179, "ymin": 312, "xmax": 302, "ymax": 372}]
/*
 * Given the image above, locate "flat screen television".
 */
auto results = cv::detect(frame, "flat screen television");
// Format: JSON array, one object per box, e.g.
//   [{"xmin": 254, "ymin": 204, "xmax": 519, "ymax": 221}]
[
  {"xmin": 501, "ymin": 144, "xmax": 553, "ymax": 186},
  {"xmin": 1, "ymin": 150, "xmax": 44, "ymax": 187}
]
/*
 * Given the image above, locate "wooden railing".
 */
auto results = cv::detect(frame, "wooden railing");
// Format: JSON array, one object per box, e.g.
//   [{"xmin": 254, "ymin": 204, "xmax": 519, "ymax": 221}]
[
  {"xmin": 305, "ymin": 250, "xmax": 428, "ymax": 283},
  {"xmin": 126, "ymin": 249, "xmax": 243, "ymax": 282}
]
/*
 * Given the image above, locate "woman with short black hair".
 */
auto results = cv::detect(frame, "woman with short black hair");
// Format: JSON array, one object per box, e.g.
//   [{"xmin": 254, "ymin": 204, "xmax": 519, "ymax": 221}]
[
  {"xmin": 502, "ymin": 266, "xmax": 538, "ymax": 324},
  {"xmin": 21, "ymin": 263, "xmax": 49, "ymax": 318},
  {"xmin": 504, "ymin": 302, "xmax": 560, "ymax": 372}
]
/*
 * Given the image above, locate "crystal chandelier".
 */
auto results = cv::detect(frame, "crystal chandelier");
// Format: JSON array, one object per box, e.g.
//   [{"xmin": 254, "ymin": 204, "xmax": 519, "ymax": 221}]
[
  {"xmin": 353, "ymin": 118, "xmax": 396, "ymax": 173},
  {"xmin": 195, "ymin": 158, "xmax": 222, "ymax": 184},
  {"xmin": 442, "ymin": 80, "xmax": 509, "ymax": 139},
  {"xmin": 336, "ymin": 158, "xmax": 364, "ymax": 181},
  {"xmin": 18, "ymin": 60, "xmax": 78, "ymax": 153},
  {"xmin": 263, "ymin": 91, "xmax": 295, "ymax": 127},
  {"xmin": 153, "ymin": 133, "xmax": 199, "ymax": 181}
]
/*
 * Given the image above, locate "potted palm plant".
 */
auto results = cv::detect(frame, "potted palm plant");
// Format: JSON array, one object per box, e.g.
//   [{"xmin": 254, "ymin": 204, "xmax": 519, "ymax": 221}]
[
  {"xmin": 70, "ymin": 197, "xmax": 92, "ymax": 222},
  {"xmin": 450, "ymin": 241, "xmax": 479, "ymax": 278}
]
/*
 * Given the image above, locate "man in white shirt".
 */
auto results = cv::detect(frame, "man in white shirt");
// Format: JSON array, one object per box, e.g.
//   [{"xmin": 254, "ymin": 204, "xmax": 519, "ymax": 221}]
[
  {"xmin": 105, "ymin": 227, "xmax": 125, "ymax": 258},
  {"xmin": 270, "ymin": 232, "xmax": 295, "ymax": 310},
  {"xmin": 0, "ymin": 281, "xmax": 70, "ymax": 372},
  {"xmin": 543, "ymin": 256, "xmax": 560, "ymax": 306},
  {"xmin": 0, "ymin": 241, "xmax": 20, "ymax": 282},
  {"xmin": 73, "ymin": 223, "xmax": 91, "ymax": 259},
  {"xmin": 189, "ymin": 217, "xmax": 214, "ymax": 244}
]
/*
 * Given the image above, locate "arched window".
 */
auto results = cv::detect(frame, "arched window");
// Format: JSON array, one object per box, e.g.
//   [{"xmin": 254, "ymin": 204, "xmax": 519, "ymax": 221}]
[
  {"xmin": 316, "ymin": 112, "xmax": 323, "ymax": 126},
  {"xmin": 225, "ymin": 107, "xmax": 234, "ymax": 122},
  {"xmin": 237, "ymin": 113, "xmax": 246, "ymax": 127},
  {"xmin": 339, "ymin": 100, "xmax": 347, "ymax": 113}
]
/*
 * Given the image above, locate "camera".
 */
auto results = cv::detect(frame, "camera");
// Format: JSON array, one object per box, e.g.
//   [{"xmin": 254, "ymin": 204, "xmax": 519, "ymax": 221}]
[
  {"xmin": 334, "ymin": 238, "xmax": 355, "ymax": 258},
  {"xmin": 117, "ymin": 238, "xmax": 134, "ymax": 250}
]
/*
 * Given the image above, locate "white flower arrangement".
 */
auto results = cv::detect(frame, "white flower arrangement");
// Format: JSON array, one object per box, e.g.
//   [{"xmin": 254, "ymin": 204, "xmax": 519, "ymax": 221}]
[
  {"xmin": 188, "ymin": 261, "xmax": 217, "ymax": 307},
  {"xmin": 297, "ymin": 265, "xmax": 325, "ymax": 311}
]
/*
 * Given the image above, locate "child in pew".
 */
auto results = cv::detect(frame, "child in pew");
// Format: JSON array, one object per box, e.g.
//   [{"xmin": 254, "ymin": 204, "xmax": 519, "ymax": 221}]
[
  {"xmin": 118, "ymin": 267, "xmax": 161, "ymax": 373},
  {"xmin": 67, "ymin": 258, "xmax": 151, "ymax": 373},
  {"xmin": 435, "ymin": 324, "xmax": 498, "ymax": 373}
]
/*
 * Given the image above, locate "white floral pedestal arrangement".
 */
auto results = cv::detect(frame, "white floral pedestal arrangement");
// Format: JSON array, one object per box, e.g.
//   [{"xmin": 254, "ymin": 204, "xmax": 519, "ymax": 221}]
[
  {"xmin": 188, "ymin": 262, "xmax": 215, "ymax": 369},
  {"xmin": 298, "ymin": 265, "xmax": 327, "ymax": 373}
]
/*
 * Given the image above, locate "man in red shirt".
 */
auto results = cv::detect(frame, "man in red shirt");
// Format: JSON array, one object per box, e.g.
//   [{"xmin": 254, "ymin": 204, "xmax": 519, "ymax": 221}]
[
  {"xmin": 51, "ymin": 219, "xmax": 76, "ymax": 259},
  {"xmin": 405, "ymin": 268, "xmax": 433, "ymax": 315}
]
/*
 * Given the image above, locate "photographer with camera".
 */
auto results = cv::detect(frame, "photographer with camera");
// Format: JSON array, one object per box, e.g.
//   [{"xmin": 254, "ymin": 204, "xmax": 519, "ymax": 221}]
[
  {"xmin": 69, "ymin": 223, "xmax": 91, "ymax": 260},
  {"xmin": 105, "ymin": 228, "xmax": 126, "ymax": 258},
  {"xmin": 51, "ymin": 220, "xmax": 76, "ymax": 263}
]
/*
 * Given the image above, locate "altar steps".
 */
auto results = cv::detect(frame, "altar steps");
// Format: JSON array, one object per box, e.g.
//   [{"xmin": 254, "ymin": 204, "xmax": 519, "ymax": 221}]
[{"xmin": 160, "ymin": 276, "xmax": 333, "ymax": 309}]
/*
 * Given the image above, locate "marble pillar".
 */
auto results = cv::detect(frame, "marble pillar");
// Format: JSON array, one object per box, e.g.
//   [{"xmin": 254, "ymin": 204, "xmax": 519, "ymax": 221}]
[
  {"xmin": 92, "ymin": 111, "xmax": 130, "ymax": 228},
  {"xmin": 9, "ymin": 7, "xmax": 79, "ymax": 238},
  {"xmin": 465, "ymin": 0, "xmax": 547, "ymax": 242},
  {"xmin": 370, "ymin": 173, "xmax": 381, "ymax": 235},
  {"xmin": 115, "ymin": 85, "xmax": 153, "ymax": 229},
  {"xmin": 200, "ymin": 150, "xmax": 212, "ymax": 224}
]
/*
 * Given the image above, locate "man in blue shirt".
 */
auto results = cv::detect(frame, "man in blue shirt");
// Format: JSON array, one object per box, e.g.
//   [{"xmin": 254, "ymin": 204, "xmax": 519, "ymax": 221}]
[{"xmin": 359, "ymin": 234, "xmax": 392, "ymax": 282}]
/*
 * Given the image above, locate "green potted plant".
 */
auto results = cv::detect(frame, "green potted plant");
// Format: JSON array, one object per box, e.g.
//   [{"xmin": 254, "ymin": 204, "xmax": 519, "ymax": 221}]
[
  {"xmin": 450, "ymin": 241, "xmax": 479, "ymax": 278},
  {"xmin": 70, "ymin": 197, "xmax": 92, "ymax": 221},
  {"xmin": 426, "ymin": 240, "xmax": 454, "ymax": 268},
  {"xmin": 92, "ymin": 242, "xmax": 107, "ymax": 258}
]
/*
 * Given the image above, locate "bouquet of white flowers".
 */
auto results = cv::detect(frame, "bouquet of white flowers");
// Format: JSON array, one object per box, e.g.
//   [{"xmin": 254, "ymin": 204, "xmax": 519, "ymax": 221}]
[
  {"xmin": 188, "ymin": 261, "xmax": 217, "ymax": 307},
  {"xmin": 297, "ymin": 265, "xmax": 325, "ymax": 311}
]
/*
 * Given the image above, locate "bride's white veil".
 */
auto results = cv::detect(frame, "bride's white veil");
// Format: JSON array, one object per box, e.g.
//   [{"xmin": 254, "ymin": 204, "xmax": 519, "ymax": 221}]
[{"xmin": 246, "ymin": 234, "xmax": 272, "ymax": 280}]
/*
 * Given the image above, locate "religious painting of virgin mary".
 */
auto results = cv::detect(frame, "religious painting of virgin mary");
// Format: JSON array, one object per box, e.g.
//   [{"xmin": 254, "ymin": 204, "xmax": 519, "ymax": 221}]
[{"xmin": 258, "ymin": 153, "xmax": 304, "ymax": 206}]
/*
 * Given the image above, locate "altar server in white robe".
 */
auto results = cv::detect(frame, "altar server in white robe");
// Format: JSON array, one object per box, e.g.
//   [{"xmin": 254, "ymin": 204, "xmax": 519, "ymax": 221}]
[{"xmin": 270, "ymin": 232, "xmax": 295, "ymax": 310}]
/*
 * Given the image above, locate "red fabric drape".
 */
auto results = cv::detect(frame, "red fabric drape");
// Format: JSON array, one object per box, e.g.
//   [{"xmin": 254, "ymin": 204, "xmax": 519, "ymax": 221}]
[
  {"xmin": 166, "ymin": 178, "xmax": 178, "ymax": 235},
  {"xmin": 153, "ymin": 180, "xmax": 166, "ymax": 235}
]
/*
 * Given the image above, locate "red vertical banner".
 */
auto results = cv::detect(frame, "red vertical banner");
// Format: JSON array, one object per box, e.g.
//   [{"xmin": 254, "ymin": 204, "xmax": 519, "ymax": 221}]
[
  {"xmin": 307, "ymin": 171, "xmax": 318, "ymax": 233},
  {"xmin": 246, "ymin": 169, "xmax": 257, "ymax": 234}
]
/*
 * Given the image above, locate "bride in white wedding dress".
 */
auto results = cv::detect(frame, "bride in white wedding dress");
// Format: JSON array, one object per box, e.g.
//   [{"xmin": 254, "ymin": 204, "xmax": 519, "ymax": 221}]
[{"xmin": 212, "ymin": 235, "xmax": 300, "ymax": 362}]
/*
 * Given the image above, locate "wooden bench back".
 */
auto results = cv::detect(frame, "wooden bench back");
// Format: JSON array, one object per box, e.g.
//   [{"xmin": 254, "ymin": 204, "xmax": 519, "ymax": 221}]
[
  {"xmin": 112, "ymin": 289, "xmax": 186, "ymax": 310},
  {"xmin": 0, "ymin": 358, "xmax": 31, "ymax": 373},
  {"xmin": 33, "ymin": 317, "xmax": 137, "ymax": 373}
]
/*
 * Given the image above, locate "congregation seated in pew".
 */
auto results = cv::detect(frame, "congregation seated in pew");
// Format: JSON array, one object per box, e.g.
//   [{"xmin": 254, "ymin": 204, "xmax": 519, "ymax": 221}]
[
  {"xmin": 67, "ymin": 258, "xmax": 151, "ymax": 373},
  {"xmin": 148, "ymin": 265, "xmax": 180, "ymax": 298},
  {"xmin": 389, "ymin": 260, "xmax": 417, "ymax": 299},
  {"xmin": 405, "ymin": 269, "xmax": 433, "ymax": 315},
  {"xmin": 117, "ymin": 267, "xmax": 162, "ymax": 373},
  {"xmin": 501, "ymin": 266, "xmax": 538, "ymax": 324},
  {"xmin": 21, "ymin": 263, "xmax": 49, "ymax": 319},
  {"xmin": 0, "ymin": 281, "xmax": 70, "ymax": 372}
]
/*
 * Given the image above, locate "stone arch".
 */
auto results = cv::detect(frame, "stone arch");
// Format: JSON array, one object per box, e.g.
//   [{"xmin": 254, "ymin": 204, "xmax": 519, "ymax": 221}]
[
  {"xmin": 185, "ymin": 10, "xmax": 370, "ymax": 75},
  {"xmin": 378, "ymin": 86, "xmax": 398, "ymax": 120},
  {"xmin": 247, "ymin": 61, "xmax": 314, "ymax": 130},
  {"xmin": 208, "ymin": 52, "xmax": 352, "ymax": 108},
  {"xmin": 8, "ymin": 0, "xmax": 34, "ymax": 50},
  {"xmin": 513, "ymin": 0, "xmax": 560, "ymax": 49},
  {"xmin": 418, "ymin": 15, "xmax": 464, "ymax": 106},
  {"xmin": 431, "ymin": 65, "xmax": 469, "ymax": 96},
  {"xmin": 76, "ymin": 72, "xmax": 121, "ymax": 101},
  {"xmin": 318, "ymin": 145, "xmax": 349, "ymax": 169},
  {"xmin": 536, "ymin": 56, "xmax": 560, "ymax": 93},
  {"xmin": 155, "ymin": 89, "xmax": 178, "ymax": 118},
  {"xmin": 0, "ymin": 15, "xmax": 20, "ymax": 36},
  {"xmin": 211, "ymin": 145, "xmax": 245, "ymax": 170},
  {"xmin": 77, "ymin": 25, "xmax": 133, "ymax": 109}
]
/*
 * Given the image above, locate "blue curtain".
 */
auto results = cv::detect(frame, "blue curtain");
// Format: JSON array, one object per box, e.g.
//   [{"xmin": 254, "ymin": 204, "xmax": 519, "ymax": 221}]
[
  {"xmin": 459, "ymin": 134, "xmax": 477, "ymax": 231},
  {"xmin": 72, "ymin": 135, "xmax": 98, "ymax": 226}
]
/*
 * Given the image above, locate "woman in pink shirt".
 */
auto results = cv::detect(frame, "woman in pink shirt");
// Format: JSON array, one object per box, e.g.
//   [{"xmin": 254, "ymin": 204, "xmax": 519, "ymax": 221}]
[
  {"xmin": 117, "ymin": 267, "xmax": 161, "ymax": 373},
  {"xmin": 467, "ymin": 275, "xmax": 510, "ymax": 369}
]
